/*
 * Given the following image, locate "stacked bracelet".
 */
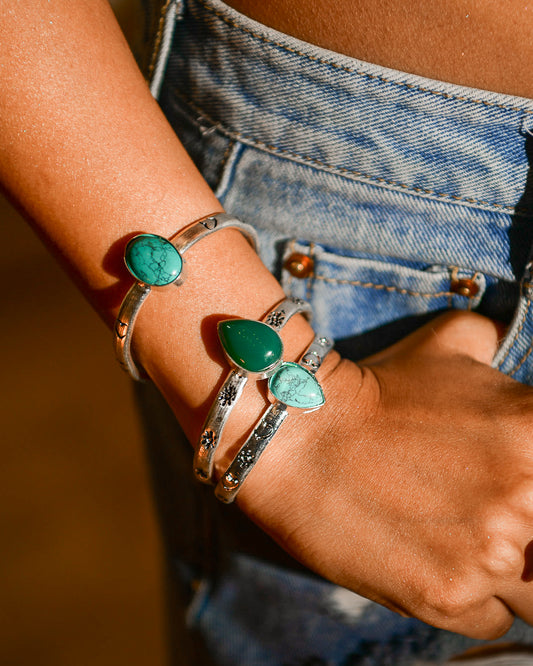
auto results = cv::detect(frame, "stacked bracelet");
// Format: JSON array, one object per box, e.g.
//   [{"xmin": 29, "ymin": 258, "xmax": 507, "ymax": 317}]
[
  {"xmin": 114, "ymin": 213, "xmax": 257, "ymax": 381},
  {"xmin": 193, "ymin": 297, "xmax": 312, "ymax": 483},
  {"xmin": 215, "ymin": 334, "xmax": 333, "ymax": 503}
]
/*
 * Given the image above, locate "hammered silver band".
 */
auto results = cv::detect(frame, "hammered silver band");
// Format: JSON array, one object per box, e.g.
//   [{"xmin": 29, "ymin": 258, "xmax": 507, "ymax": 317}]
[
  {"xmin": 193, "ymin": 297, "xmax": 313, "ymax": 484},
  {"xmin": 215, "ymin": 334, "xmax": 333, "ymax": 503},
  {"xmin": 114, "ymin": 213, "xmax": 257, "ymax": 381}
]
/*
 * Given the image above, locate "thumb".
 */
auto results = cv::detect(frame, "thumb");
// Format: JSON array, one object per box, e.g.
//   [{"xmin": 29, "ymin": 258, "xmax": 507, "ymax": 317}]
[
  {"xmin": 365, "ymin": 311, "xmax": 504, "ymax": 366},
  {"xmin": 414, "ymin": 310, "xmax": 504, "ymax": 364}
]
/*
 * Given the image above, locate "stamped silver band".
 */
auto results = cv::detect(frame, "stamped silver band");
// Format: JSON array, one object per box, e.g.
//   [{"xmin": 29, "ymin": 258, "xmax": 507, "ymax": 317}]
[
  {"xmin": 214, "ymin": 334, "xmax": 333, "ymax": 504},
  {"xmin": 193, "ymin": 297, "xmax": 313, "ymax": 484},
  {"xmin": 114, "ymin": 213, "xmax": 257, "ymax": 381}
]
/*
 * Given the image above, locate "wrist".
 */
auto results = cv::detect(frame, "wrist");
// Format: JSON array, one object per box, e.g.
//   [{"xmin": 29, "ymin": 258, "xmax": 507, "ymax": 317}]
[
  {"xmin": 210, "ymin": 315, "xmax": 326, "ymax": 479},
  {"xmin": 130, "ymin": 225, "xmax": 317, "ymax": 447},
  {"xmin": 233, "ymin": 353, "xmax": 362, "ymax": 518}
]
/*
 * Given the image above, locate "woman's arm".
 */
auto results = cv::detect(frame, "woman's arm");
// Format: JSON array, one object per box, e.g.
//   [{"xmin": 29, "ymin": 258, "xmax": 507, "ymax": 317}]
[
  {"xmin": 0, "ymin": 0, "xmax": 318, "ymax": 439},
  {"xmin": 3, "ymin": 0, "xmax": 533, "ymax": 640}
]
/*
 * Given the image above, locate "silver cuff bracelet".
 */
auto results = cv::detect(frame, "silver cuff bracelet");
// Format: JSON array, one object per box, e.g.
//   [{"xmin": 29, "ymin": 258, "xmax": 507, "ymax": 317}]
[
  {"xmin": 193, "ymin": 296, "xmax": 312, "ymax": 484},
  {"xmin": 215, "ymin": 334, "xmax": 333, "ymax": 503},
  {"xmin": 114, "ymin": 213, "xmax": 257, "ymax": 381}
]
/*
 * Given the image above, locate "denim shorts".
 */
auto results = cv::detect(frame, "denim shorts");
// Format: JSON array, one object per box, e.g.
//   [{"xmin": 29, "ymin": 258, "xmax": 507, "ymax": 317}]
[{"xmin": 138, "ymin": 0, "xmax": 533, "ymax": 663}]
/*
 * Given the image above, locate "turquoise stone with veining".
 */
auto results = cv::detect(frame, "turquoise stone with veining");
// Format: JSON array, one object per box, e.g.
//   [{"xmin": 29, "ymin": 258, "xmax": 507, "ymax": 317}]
[
  {"xmin": 218, "ymin": 319, "xmax": 283, "ymax": 374},
  {"xmin": 125, "ymin": 234, "xmax": 183, "ymax": 286},
  {"xmin": 269, "ymin": 362, "xmax": 325, "ymax": 410}
]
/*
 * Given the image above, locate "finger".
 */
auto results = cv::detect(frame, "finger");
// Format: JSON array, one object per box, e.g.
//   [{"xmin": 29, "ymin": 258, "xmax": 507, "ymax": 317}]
[
  {"xmin": 423, "ymin": 594, "xmax": 515, "ymax": 641},
  {"xmin": 499, "ymin": 540, "xmax": 533, "ymax": 626},
  {"xmin": 506, "ymin": 589, "xmax": 533, "ymax": 632},
  {"xmin": 420, "ymin": 310, "xmax": 504, "ymax": 364},
  {"xmin": 503, "ymin": 592, "xmax": 533, "ymax": 627},
  {"xmin": 365, "ymin": 310, "xmax": 503, "ymax": 366}
]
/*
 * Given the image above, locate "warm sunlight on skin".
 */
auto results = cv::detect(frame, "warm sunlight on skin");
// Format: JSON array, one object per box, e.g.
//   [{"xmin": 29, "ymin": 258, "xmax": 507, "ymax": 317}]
[
  {"xmin": 3, "ymin": 0, "xmax": 533, "ymax": 642},
  {"xmin": 226, "ymin": 0, "xmax": 533, "ymax": 98}
]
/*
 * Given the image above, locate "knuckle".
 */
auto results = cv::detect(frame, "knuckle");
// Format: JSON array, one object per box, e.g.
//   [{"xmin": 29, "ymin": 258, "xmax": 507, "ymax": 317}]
[
  {"xmin": 480, "ymin": 510, "xmax": 527, "ymax": 577},
  {"xmin": 487, "ymin": 615, "xmax": 516, "ymax": 640},
  {"xmin": 508, "ymin": 484, "xmax": 533, "ymax": 518},
  {"xmin": 417, "ymin": 576, "xmax": 512, "ymax": 640},
  {"xmin": 482, "ymin": 540, "xmax": 524, "ymax": 578},
  {"xmin": 421, "ymin": 580, "xmax": 479, "ymax": 620},
  {"xmin": 466, "ymin": 614, "xmax": 515, "ymax": 641}
]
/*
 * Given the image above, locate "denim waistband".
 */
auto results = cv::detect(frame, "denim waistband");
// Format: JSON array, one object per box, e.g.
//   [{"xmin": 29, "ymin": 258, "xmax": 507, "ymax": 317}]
[{"xmin": 162, "ymin": 0, "xmax": 533, "ymax": 283}]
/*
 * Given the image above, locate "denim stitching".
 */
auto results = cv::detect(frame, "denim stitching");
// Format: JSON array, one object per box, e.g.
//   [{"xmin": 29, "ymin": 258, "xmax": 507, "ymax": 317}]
[
  {"xmin": 148, "ymin": 0, "xmax": 173, "ymax": 81},
  {"xmin": 241, "ymin": 136, "xmax": 518, "ymax": 211},
  {"xmin": 448, "ymin": 266, "xmax": 459, "ymax": 308},
  {"xmin": 467, "ymin": 271, "xmax": 481, "ymax": 311},
  {"xmin": 173, "ymin": 90, "xmax": 523, "ymax": 213},
  {"xmin": 285, "ymin": 239, "xmax": 296, "ymax": 294},
  {"xmin": 197, "ymin": 0, "xmax": 533, "ymax": 116},
  {"xmin": 314, "ymin": 274, "xmax": 455, "ymax": 299},
  {"xmin": 214, "ymin": 138, "xmax": 235, "ymax": 193},
  {"xmin": 511, "ymin": 336, "xmax": 533, "ymax": 377},
  {"xmin": 306, "ymin": 242, "xmax": 316, "ymax": 302},
  {"xmin": 496, "ymin": 292, "xmax": 532, "ymax": 370}
]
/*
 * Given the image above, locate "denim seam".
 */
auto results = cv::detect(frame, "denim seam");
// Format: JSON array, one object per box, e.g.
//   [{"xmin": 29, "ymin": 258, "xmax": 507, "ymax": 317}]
[
  {"xmin": 512, "ymin": 337, "xmax": 533, "ymax": 377},
  {"xmin": 448, "ymin": 266, "xmax": 459, "ymax": 308},
  {"xmin": 314, "ymin": 274, "xmax": 459, "ymax": 299},
  {"xmin": 286, "ymin": 239, "xmax": 296, "ymax": 294},
  {"xmin": 496, "ymin": 290, "xmax": 532, "ymax": 370},
  {"xmin": 148, "ymin": 0, "xmax": 173, "ymax": 82},
  {"xmin": 214, "ymin": 137, "xmax": 236, "ymax": 193},
  {"xmin": 173, "ymin": 90, "xmax": 522, "ymax": 213},
  {"xmin": 467, "ymin": 271, "xmax": 481, "ymax": 311},
  {"xmin": 306, "ymin": 242, "xmax": 316, "ymax": 301},
  {"xmin": 197, "ymin": 0, "xmax": 533, "ymax": 116}
]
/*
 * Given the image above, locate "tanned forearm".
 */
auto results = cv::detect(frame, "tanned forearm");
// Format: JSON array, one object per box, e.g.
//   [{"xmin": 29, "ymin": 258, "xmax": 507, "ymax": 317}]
[
  {"xmin": 0, "ymin": 0, "xmax": 318, "ymax": 441},
  {"xmin": 4, "ymin": 1, "xmax": 533, "ymax": 641}
]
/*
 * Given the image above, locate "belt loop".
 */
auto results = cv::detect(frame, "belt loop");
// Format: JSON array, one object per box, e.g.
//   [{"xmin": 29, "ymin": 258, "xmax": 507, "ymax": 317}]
[
  {"xmin": 175, "ymin": 0, "xmax": 186, "ymax": 20},
  {"xmin": 493, "ymin": 262, "xmax": 533, "ymax": 383},
  {"xmin": 149, "ymin": 0, "xmax": 183, "ymax": 100}
]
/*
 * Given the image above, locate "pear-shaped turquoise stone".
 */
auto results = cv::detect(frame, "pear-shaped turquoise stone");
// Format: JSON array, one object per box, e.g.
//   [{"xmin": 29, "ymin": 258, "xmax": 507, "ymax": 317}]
[
  {"xmin": 218, "ymin": 319, "xmax": 283, "ymax": 374},
  {"xmin": 269, "ymin": 362, "xmax": 325, "ymax": 409},
  {"xmin": 125, "ymin": 234, "xmax": 183, "ymax": 286}
]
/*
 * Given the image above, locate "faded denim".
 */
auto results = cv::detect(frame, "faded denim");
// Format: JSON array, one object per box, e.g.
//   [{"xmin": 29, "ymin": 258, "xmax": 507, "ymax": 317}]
[{"xmin": 137, "ymin": 0, "xmax": 533, "ymax": 663}]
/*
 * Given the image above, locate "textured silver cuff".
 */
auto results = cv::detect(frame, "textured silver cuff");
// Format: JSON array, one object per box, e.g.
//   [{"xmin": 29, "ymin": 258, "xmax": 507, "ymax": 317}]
[
  {"xmin": 114, "ymin": 213, "xmax": 257, "ymax": 381},
  {"xmin": 215, "ymin": 334, "xmax": 333, "ymax": 503},
  {"xmin": 193, "ymin": 297, "xmax": 313, "ymax": 484}
]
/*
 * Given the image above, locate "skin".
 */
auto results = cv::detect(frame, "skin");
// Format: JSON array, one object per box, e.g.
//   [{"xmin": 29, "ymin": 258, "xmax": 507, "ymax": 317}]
[
  {"xmin": 226, "ymin": 0, "xmax": 533, "ymax": 99},
  {"xmin": 2, "ymin": 0, "xmax": 533, "ymax": 640}
]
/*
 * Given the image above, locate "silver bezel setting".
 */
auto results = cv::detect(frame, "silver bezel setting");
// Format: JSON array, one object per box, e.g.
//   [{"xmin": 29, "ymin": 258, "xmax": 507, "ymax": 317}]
[
  {"xmin": 214, "ymin": 334, "xmax": 333, "ymax": 503},
  {"xmin": 193, "ymin": 297, "xmax": 312, "ymax": 484},
  {"xmin": 114, "ymin": 213, "xmax": 258, "ymax": 381}
]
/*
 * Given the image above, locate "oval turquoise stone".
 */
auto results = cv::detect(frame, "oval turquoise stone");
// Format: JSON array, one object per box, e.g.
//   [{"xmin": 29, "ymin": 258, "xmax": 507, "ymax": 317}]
[
  {"xmin": 269, "ymin": 362, "xmax": 325, "ymax": 410},
  {"xmin": 218, "ymin": 319, "xmax": 283, "ymax": 374},
  {"xmin": 125, "ymin": 234, "xmax": 183, "ymax": 286}
]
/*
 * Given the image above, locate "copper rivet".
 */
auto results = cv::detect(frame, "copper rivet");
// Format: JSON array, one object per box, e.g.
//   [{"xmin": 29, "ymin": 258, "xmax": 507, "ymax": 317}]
[
  {"xmin": 450, "ymin": 278, "xmax": 479, "ymax": 298},
  {"xmin": 284, "ymin": 253, "xmax": 314, "ymax": 278}
]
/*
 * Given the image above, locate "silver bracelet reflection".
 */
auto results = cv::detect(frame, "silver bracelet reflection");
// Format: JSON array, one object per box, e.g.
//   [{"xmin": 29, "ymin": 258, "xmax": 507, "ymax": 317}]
[
  {"xmin": 193, "ymin": 297, "xmax": 312, "ymax": 484},
  {"xmin": 215, "ymin": 334, "xmax": 333, "ymax": 503},
  {"xmin": 114, "ymin": 213, "xmax": 257, "ymax": 381}
]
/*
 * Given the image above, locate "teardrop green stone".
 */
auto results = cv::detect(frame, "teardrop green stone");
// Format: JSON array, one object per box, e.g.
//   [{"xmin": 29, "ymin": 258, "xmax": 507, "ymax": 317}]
[
  {"xmin": 125, "ymin": 234, "xmax": 183, "ymax": 286},
  {"xmin": 268, "ymin": 362, "xmax": 325, "ymax": 409},
  {"xmin": 218, "ymin": 319, "xmax": 283, "ymax": 374}
]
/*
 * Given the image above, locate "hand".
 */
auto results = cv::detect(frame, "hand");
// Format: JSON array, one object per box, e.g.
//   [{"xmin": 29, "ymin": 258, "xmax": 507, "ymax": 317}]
[{"xmin": 237, "ymin": 311, "xmax": 533, "ymax": 639}]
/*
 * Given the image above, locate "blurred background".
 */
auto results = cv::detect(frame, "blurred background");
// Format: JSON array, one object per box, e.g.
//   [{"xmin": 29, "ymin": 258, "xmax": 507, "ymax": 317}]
[{"xmin": 1, "ymin": 2, "xmax": 168, "ymax": 664}]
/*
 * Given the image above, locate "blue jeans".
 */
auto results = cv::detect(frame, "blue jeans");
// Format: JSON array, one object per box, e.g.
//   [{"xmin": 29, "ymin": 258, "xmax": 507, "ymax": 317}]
[{"xmin": 138, "ymin": 0, "xmax": 533, "ymax": 663}]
